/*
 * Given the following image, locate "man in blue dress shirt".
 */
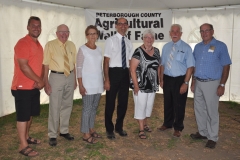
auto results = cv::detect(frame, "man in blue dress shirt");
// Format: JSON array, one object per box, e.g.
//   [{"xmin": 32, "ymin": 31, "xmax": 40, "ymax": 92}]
[
  {"xmin": 190, "ymin": 23, "xmax": 232, "ymax": 149},
  {"xmin": 158, "ymin": 24, "xmax": 195, "ymax": 137}
]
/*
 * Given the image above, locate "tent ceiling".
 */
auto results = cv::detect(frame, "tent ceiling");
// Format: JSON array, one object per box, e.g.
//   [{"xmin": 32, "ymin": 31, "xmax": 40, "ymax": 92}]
[{"xmin": 32, "ymin": 0, "xmax": 240, "ymax": 10}]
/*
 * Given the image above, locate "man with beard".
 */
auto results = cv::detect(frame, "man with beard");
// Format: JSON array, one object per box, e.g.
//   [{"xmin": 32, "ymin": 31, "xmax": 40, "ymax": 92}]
[{"xmin": 11, "ymin": 16, "xmax": 44, "ymax": 157}]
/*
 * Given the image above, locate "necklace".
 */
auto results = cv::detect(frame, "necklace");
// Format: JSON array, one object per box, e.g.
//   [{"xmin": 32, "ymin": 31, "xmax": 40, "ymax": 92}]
[{"xmin": 143, "ymin": 45, "xmax": 153, "ymax": 52}]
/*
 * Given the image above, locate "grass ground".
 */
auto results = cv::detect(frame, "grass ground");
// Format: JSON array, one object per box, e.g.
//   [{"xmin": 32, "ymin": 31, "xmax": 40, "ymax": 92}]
[{"xmin": 0, "ymin": 92, "xmax": 240, "ymax": 160}]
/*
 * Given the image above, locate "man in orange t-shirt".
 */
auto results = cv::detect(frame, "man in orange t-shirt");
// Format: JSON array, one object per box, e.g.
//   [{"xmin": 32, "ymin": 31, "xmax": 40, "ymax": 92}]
[{"xmin": 11, "ymin": 16, "xmax": 44, "ymax": 157}]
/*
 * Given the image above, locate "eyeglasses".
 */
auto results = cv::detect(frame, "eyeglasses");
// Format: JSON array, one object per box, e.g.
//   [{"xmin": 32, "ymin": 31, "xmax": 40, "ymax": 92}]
[
  {"xmin": 87, "ymin": 33, "xmax": 98, "ymax": 36},
  {"xmin": 117, "ymin": 23, "xmax": 128, "ymax": 26},
  {"xmin": 200, "ymin": 29, "xmax": 212, "ymax": 34},
  {"xmin": 58, "ymin": 31, "xmax": 70, "ymax": 34},
  {"xmin": 144, "ymin": 36, "xmax": 154, "ymax": 40}
]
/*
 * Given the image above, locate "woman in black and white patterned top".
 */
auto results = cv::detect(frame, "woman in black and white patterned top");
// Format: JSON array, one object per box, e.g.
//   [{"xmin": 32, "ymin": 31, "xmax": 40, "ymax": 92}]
[{"xmin": 130, "ymin": 29, "xmax": 161, "ymax": 139}]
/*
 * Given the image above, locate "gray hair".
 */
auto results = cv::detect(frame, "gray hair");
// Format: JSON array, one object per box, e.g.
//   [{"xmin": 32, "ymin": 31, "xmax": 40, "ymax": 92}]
[
  {"xmin": 142, "ymin": 29, "xmax": 155, "ymax": 38},
  {"xmin": 170, "ymin": 24, "xmax": 182, "ymax": 32}
]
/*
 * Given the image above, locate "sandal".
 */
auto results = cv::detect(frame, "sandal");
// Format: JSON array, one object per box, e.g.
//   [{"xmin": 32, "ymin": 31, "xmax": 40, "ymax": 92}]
[
  {"xmin": 19, "ymin": 146, "xmax": 39, "ymax": 157},
  {"xmin": 82, "ymin": 136, "xmax": 98, "ymax": 144},
  {"xmin": 27, "ymin": 137, "xmax": 41, "ymax": 144},
  {"xmin": 144, "ymin": 125, "xmax": 152, "ymax": 132},
  {"xmin": 90, "ymin": 132, "xmax": 102, "ymax": 138},
  {"xmin": 138, "ymin": 130, "xmax": 147, "ymax": 139}
]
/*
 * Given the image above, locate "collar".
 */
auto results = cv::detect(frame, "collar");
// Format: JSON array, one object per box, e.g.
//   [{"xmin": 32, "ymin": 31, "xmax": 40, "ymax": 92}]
[
  {"xmin": 26, "ymin": 34, "xmax": 40, "ymax": 44},
  {"xmin": 171, "ymin": 39, "xmax": 182, "ymax": 47},
  {"xmin": 116, "ymin": 32, "xmax": 125, "ymax": 39},
  {"xmin": 56, "ymin": 38, "xmax": 68, "ymax": 47},
  {"xmin": 201, "ymin": 37, "xmax": 216, "ymax": 46}
]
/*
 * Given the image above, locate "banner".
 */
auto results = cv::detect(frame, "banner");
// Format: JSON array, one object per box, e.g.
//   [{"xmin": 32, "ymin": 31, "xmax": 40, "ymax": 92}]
[{"xmin": 85, "ymin": 9, "xmax": 172, "ymax": 42}]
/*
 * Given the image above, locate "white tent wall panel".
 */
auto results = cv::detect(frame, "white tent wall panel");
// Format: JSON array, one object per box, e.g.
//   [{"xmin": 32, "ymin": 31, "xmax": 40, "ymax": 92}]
[
  {"xmin": 0, "ymin": 0, "xmax": 33, "ymax": 117},
  {"xmin": 0, "ymin": 0, "xmax": 240, "ymax": 117},
  {"xmin": 229, "ymin": 9, "xmax": 240, "ymax": 102},
  {"xmin": 0, "ymin": 0, "xmax": 85, "ymax": 117},
  {"xmin": 173, "ymin": 9, "xmax": 238, "ymax": 102}
]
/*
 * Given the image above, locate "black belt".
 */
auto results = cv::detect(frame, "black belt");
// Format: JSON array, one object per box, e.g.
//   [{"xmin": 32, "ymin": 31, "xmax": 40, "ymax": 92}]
[
  {"xmin": 109, "ymin": 67, "xmax": 128, "ymax": 70},
  {"xmin": 51, "ymin": 70, "xmax": 73, "ymax": 74},
  {"xmin": 196, "ymin": 77, "xmax": 215, "ymax": 82}
]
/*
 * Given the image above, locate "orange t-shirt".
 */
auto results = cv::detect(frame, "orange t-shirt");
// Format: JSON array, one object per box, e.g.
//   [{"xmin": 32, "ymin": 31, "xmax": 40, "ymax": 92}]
[{"xmin": 11, "ymin": 35, "xmax": 43, "ymax": 90}]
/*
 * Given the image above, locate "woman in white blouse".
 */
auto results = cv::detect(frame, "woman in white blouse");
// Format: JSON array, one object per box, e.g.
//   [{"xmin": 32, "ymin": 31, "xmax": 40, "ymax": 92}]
[{"xmin": 77, "ymin": 25, "xmax": 104, "ymax": 144}]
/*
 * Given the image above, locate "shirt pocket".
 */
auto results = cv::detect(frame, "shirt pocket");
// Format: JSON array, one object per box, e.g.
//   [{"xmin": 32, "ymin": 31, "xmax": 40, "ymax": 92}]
[
  {"xmin": 205, "ymin": 51, "xmax": 218, "ymax": 62},
  {"xmin": 175, "ymin": 52, "xmax": 185, "ymax": 62}
]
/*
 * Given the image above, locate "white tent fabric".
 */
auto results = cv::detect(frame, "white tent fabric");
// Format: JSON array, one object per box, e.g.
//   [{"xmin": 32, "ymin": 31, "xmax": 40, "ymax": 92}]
[
  {"xmin": 0, "ymin": 0, "xmax": 239, "ymax": 117},
  {"xmin": 0, "ymin": 0, "xmax": 85, "ymax": 116},
  {"xmin": 173, "ymin": 9, "xmax": 240, "ymax": 102}
]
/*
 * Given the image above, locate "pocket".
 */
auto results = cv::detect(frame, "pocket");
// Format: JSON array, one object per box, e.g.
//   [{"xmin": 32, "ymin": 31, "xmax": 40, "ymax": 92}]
[{"xmin": 175, "ymin": 53, "xmax": 184, "ymax": 62}]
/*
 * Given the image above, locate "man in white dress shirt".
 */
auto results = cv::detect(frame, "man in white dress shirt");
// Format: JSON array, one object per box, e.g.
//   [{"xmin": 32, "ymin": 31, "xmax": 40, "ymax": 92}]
[{"xmin": 104, "ymin": 17, "xmax": 133, "ymax": 139}]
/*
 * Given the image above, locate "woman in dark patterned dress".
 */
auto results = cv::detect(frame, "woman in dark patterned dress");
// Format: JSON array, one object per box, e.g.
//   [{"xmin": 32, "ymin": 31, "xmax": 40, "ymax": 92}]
[{"xmin": 130, "ymin": 29, "xmax": 161, "ymax": 139}]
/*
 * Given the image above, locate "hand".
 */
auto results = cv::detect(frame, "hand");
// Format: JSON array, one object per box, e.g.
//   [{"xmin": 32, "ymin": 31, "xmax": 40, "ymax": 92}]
[
  {"xmin": 79, "ymin": 85, "xmax": 87, "ymax": 96},
  {"xmin": 34, "ymin": 80, "xmax": 45, "ymax": 90},
  {"xmin": 180, "ymin": 83, "xmax": 188, "ymax": 94},
  {"xmin": 217, "ymin": 85, "xmax": 225, "ymax": 97},
  {"xmin": 33, "ymin": 82, "xmax": 38, "ymax": 89},
  {"xmin": 44, "ymin": 82, "xmax": 52, "ymax": 96},
  {"xmin": 160, "ymin": 81, "xmax": 164, "ymax": 89},
  {"xmin": 190, "ymin": 80, "xmax": 195, "ymax": 93},
  {"xmin": 104, "ymin": 80, "xmax": 110, "ymax": 91},
  {"xmin": 74, "ymin": 80, "xmax": 77, "ymax": 90},
  {"xmin": 133, "ymin": 86, "xmax": 139, "ymax": 96}
]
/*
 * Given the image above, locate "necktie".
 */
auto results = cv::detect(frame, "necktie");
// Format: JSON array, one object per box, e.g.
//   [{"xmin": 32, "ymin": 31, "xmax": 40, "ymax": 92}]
[
  {"xmin": 122, "ymin": 37, "xmax": 126, "ymax": 69},
  {"xmin": 167, "ymin": 44, "xmax": 176, "ymax": 70},
  {"xmin": 64, "ymin": 45, "xmax": 70, "ymax": 77}
]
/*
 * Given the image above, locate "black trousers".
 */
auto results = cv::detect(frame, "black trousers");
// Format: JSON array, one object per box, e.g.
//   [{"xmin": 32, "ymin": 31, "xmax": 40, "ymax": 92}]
[
  {"xmin": 163, "ymin": 74, "xmax": 188, "ymax": 131},
  {"xmin": 105, "ymin": 67, "xmax": 130, "ymax": 132}
]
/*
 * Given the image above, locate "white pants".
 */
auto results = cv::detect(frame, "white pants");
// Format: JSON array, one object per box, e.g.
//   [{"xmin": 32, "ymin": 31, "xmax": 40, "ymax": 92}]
[{"xmin": 133, "ymin": 91, "xmax": 156, "ymax": 120}]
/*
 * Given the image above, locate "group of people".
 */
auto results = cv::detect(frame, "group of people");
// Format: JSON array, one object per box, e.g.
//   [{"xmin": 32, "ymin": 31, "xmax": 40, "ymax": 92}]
[{"xmin": 11, "ymin": 16, "xmax": 231, "ymax": 157}]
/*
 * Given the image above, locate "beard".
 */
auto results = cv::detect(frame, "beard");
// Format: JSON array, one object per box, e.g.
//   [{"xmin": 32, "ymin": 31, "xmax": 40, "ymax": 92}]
[{"xmin": 29, "ymin": 31, "xmax": 41, "ymax": 39}]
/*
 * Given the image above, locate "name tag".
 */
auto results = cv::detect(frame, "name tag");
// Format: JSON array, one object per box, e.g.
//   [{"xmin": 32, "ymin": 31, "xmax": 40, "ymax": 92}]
[
  {"xmin": 208, "ymin": 49, "xmax": 214, "ymax": 53},
  {"xmin": 208, "ymin": 46, "xmax": 215, "ymax": 53}
]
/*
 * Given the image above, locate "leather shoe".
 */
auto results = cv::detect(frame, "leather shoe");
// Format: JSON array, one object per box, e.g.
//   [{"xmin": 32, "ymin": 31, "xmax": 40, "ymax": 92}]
[
  {"xmin": 49, "ymin": 138, "xmax": 57, "ymax": 146},
  {"xmin": 115, "ymin": 130, "xmax": 127, "ymax": 136},
  {"xmin": 106, "ymin": 132, "xmax": 115, "ymax": 140},
  {"xmin": 157, "ymin": 125, "xmax": 172, "ymax": 131},
  {"xmin": 59, "ymin": 133, "xmax": 74, "ymax": 140},
  {"xmin": 190, "ymin": 132, "xmax": 207, "ymax": 140},
  {"xmin": 205, "ymin": 140, "xmax": 216, "ymax": 149},
  {"xmin": 173, "ymin": 130, "xmax": 181, "ymax": 137}
]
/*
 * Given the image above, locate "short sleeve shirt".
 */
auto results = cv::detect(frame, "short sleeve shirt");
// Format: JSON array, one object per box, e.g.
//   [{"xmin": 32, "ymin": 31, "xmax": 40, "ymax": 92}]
[
  {"xmin": 161, "ymin": 39, "xmax": 195, "ymax": 77},
  {"xmin": 130, "ymin": 47, "xmax": 161, "ymax": 93},
  {"xmin": 11, "ymin": 35, "xmax": 43, "ymax": 90},
  {"xmin": 193, "ymin": 38, "xmax": 232, "ymax": 79},
  {"xmin": 43, "ymin": 39, "xmax": 77, "ymax": 72},
  {"xmin": 104, "ymin": 32, "xmax": 133, "ymax": 68}
]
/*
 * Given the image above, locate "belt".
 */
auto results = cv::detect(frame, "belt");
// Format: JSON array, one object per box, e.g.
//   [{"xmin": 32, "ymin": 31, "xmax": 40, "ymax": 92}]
[
  {"xmin": 109, "ymin": 67, "xmax": 128, "ymax": 70},
  {"xmin": 51, "ymin": 70, "xmax": 73, "ymax": 74},
  {"xmin": 196, "ymin": 77, "xmax": 215, "ymax": 82}
]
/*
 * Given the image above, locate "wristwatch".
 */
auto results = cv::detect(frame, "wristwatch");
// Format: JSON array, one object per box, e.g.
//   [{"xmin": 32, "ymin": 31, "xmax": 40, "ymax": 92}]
[
  {"xmin": 184, "ymin": 81, "xmax": 189, "ymax": 85},
  {"xmin": 220, "ymin": 84, "xmax": 225, "ymax": 87}
]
